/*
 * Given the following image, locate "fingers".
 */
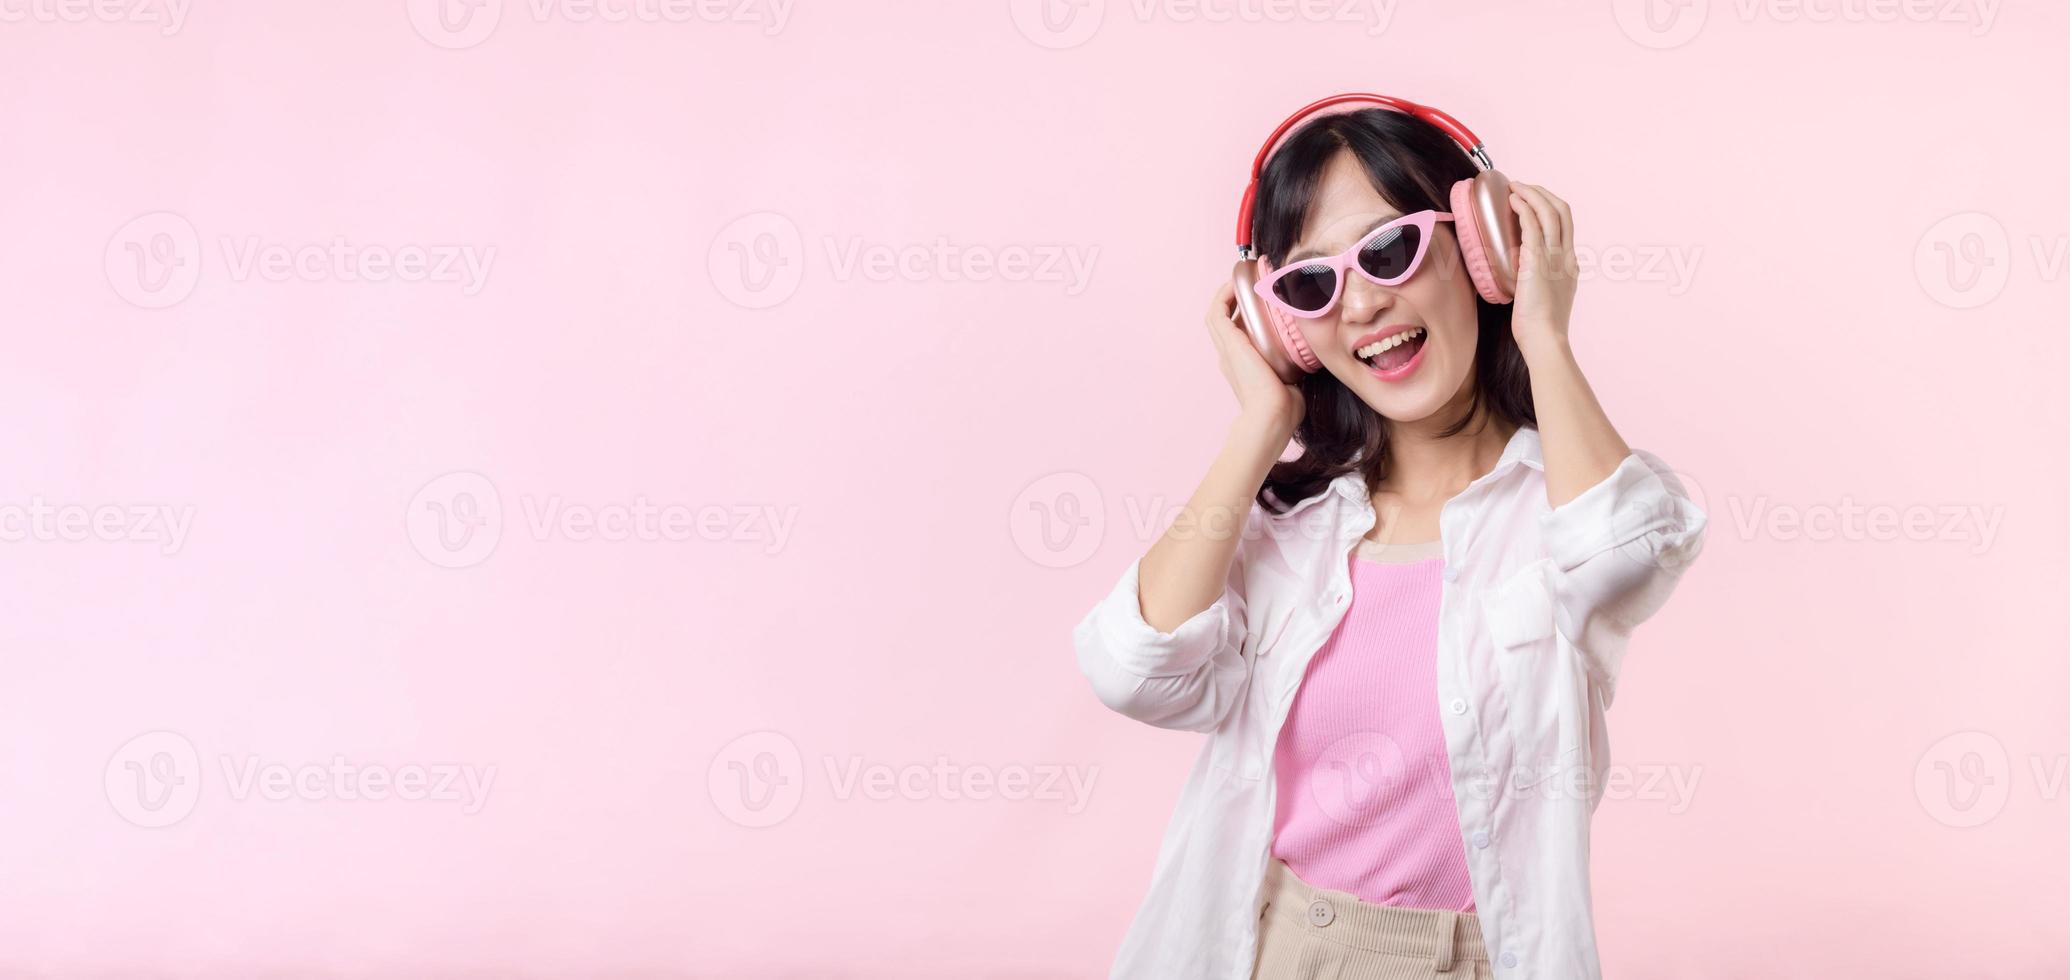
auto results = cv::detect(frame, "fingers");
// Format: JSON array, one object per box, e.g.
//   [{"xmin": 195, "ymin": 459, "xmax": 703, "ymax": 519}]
[
  {"xmin": 1507, "ymin": 184, "xmax": 1557, "ymax": 249},
  {"xmin": 1208, "ymin": 279, "xmax": 1239, "ymax": 328},
  {"xmin": 1510, "ymin": 183, "xmax": 1577, "ymax": 281},
  {"xmin": 1541, "ymin": 186, "xmax": 1573, "ymax": 246},
  {"xmin": 1208, "ymin": 278, "xmax": 1237, "ymax": 322},
  {"xmin": 1511, "ymin": 191, "xmax": 1543, "ymax": 276},
  {"xmin": 1206, "ymin": 280, "xmax": 1238, "ymax": 355}
]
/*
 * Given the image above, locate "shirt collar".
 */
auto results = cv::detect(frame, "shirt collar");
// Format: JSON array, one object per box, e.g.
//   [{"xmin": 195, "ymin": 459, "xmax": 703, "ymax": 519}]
[{"xmin": 1301, "ymin": 424, "xmax": 1543, "ymax": 512}]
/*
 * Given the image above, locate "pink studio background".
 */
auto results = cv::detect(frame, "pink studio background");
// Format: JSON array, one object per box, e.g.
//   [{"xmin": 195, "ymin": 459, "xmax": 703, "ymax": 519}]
[{"xmin": 3, "ymin": 1, "xmax": 2067, "ymax": 977}]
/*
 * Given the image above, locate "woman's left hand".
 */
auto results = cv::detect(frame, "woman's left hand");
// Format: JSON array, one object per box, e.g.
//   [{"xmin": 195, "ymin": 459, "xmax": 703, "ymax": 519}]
[{"xmin": 1508, "ymin": 182, "xmax": 1579, "ymax": 363}]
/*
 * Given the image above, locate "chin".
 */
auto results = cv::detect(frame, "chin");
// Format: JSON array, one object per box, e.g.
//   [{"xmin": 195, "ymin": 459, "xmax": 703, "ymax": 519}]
[
  {"xmin": 1335, "ymin": 351, "xmax": 1468, "ymax": 423},
  {"xmin": 1351, "ymin": 382, "xmax": 1447, "ymax": 422}
]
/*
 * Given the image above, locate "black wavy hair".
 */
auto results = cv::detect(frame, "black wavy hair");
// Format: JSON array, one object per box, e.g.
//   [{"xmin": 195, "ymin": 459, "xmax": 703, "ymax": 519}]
[{"xmin": 1250, "ymin": 108, "xmax": 1537, "ymax": 514}]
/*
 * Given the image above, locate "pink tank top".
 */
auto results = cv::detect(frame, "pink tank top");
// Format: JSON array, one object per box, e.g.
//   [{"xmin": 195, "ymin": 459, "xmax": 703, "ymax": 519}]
[{"xmin": 1269, "ymin": 537, "xmax": 1476, "ymax": 912}]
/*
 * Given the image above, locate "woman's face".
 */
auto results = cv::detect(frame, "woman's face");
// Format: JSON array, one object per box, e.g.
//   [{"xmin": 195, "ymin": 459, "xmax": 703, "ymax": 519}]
[{"xmin": 1272, "ymin": 148, "xmax": 1480, "ymax": 424}]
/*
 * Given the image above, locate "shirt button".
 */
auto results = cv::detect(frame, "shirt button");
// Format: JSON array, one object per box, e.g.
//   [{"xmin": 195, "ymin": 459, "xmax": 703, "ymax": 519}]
[
  {"xmin": 1449, "ymin": 698, "xmax": 1468, "ymax": 715},
  {"xmin": 1307, "ymin": 898, "xmax": 1335, "ymax": 927},
  {"xmin": 1442, "ymin": 566, "xmax": 1459, "ymax": 583},
  {"xmin": 1333, "ymin": 591, "xmax": 1348, "ymax": 606},
  {"xmin": 1500, "ymin": 951, "xmax": 1519, "ymax": 969},
  {"xmin": 1472, "ymin": 831, "xmax": 1490, "ymax": 849}
]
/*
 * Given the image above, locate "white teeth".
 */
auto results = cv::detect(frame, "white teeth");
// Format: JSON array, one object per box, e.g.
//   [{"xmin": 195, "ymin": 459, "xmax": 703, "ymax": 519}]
[{"xmin": 1355, "ymin": 327, "xmax": 1425, "ymax": 361}]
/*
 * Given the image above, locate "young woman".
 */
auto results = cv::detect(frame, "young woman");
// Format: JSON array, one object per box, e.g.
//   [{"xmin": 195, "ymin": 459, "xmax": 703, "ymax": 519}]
[{"xmin": 1073, "ymin": 98, "xmax": 1707, "ymax": 980}]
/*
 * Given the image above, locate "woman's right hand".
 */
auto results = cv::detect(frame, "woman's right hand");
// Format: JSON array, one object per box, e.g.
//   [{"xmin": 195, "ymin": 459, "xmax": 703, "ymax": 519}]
[{"xmin": 1206, "ymin": 279, "xmax": 1305, "ymax": 433}]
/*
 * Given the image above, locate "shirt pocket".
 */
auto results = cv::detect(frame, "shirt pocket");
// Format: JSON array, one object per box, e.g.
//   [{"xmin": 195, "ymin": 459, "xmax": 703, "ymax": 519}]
[{"xmin": 1482, "ymin": 562, "xmax": 1586, "ymax": 790}]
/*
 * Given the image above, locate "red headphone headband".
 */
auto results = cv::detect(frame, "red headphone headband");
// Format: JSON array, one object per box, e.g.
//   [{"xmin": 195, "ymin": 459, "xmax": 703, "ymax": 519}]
[{"xmin": 1235, "ymin": 93, "xmax": 1492, "ymax": 253}]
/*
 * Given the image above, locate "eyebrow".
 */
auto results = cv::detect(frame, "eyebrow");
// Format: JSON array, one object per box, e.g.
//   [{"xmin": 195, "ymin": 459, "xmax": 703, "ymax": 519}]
[{"xmin": 1285, "ymin": 212, "xmax": 1403, "ymax": 264}]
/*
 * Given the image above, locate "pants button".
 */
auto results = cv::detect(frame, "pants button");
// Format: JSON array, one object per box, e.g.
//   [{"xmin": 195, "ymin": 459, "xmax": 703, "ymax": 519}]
[{"xmin": 1306, "ymin": 898, "xmax": 1335, "ymax": 927}]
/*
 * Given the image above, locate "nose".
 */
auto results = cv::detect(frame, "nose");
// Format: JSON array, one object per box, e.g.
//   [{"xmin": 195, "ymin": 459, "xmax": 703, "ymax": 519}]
[{"xmin": 1337, "ymin": 272, "xmax": 1395, "ymax": 325}]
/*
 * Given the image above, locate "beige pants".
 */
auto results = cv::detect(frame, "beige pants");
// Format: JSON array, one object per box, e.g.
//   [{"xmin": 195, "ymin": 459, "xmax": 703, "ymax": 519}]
[{"xmin": 1252, "ymin": 858, "xmax": 1492, "ymax": 980}]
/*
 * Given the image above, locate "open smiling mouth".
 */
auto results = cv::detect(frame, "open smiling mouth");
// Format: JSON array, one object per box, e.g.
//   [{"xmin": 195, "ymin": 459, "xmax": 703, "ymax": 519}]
[{"xmin": 1352, "ymin": 326, "xmax": 1427, "ymax": 380}]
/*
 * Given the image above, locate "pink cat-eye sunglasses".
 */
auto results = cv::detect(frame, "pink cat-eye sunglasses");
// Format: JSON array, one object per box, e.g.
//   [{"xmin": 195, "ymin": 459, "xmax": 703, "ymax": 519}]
[{"xmin": 1253, "ymin": 209, "xmax": 1454, "ymax": 319}]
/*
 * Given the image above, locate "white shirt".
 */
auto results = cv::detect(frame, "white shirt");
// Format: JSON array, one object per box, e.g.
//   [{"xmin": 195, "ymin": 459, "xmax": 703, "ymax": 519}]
[{"xmin": 1072, "ymin": 426, "xmax": 1707, "ymax": 980}]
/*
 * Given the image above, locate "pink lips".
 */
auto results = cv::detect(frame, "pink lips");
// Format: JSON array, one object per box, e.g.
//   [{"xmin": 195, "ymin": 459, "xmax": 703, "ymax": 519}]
[{"xmin": 1350, "ymin": 326, "xmax": 1428, "ymax": 383}]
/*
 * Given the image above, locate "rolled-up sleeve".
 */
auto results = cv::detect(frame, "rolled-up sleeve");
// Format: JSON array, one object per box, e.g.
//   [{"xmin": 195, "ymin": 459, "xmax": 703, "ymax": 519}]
[
  {"xmin": 1071, "ymin": 526, "xmax": 1253, "ymax": 733},
  {"xmin": 1538, "ymin": 449, "xmax": 1707, "ymax": 705}
]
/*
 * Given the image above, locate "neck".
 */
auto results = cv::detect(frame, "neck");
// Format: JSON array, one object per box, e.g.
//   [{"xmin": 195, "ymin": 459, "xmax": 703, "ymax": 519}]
[{"xmin": 1376, "ymin": 388, "xmax": 1517, "ymax": 502}]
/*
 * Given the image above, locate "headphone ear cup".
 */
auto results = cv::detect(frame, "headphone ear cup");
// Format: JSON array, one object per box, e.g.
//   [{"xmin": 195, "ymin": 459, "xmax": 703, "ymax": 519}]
[
  {"xmin": 1231, "ymin": 259, "xmax": 1319, "ymax": 383},
  {"xmin": 1267, "ymin": 304, "xmax": 1322, "ymax": 375},
  {"xmin": 1449, "ymin": 172, "xmax": 1521, "ymax": 304}
]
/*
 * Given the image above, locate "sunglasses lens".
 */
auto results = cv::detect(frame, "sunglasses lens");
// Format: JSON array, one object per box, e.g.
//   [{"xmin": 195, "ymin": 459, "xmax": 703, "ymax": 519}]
[
  {"xmin": 1270, "ymin": 265, "xmax": 1338, "ymax": 313},
  {"xmin": 1357, "ymin": 223, "xmax": 1424, "ymax": 283}
]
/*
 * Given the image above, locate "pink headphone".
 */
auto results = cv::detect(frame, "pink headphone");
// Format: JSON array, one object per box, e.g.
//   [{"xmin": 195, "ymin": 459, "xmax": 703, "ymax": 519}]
[{"xmin": 1229, "ymin": 93, "xmax": 1524, "ymax": 383}]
